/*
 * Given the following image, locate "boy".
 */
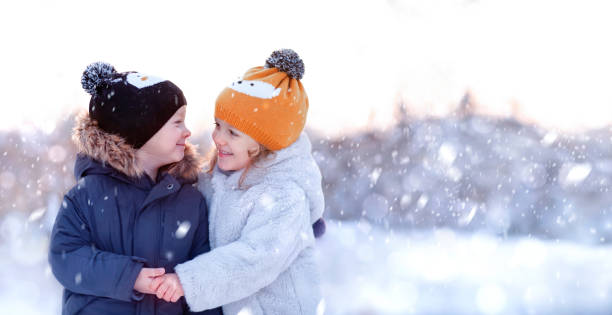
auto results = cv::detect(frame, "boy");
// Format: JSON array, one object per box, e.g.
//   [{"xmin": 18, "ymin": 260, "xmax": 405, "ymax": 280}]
[{"xmin": 48, "ymin": 62, "xmax": 222, "ymax": 315}]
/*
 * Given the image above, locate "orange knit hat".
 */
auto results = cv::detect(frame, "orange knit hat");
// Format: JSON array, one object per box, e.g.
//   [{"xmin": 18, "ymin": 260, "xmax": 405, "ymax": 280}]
[{"xmin": 215, "ymin": 49, "xmax": 309, "ymax": 151}]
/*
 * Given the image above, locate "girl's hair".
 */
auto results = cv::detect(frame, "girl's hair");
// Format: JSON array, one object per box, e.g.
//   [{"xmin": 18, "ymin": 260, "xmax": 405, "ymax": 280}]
[{"xmin": 206, "ymin": 143, "xmax": 275, "ymax": 189}]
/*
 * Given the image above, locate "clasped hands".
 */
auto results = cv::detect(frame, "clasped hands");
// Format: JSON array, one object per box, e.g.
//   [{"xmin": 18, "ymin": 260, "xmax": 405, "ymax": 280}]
[{"xmin": 134, "ymin": 267, "xmax": 184, "ymax": 303}]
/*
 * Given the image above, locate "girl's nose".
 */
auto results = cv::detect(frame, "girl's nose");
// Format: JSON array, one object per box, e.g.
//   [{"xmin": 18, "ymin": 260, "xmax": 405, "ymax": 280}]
[
  {"xmin": 212, "ymin": 130, "xmax": 225, "ymax": 145},
  {"xmin": 183, "ymin": 127, "xmax": 191, "ymax": 138}
]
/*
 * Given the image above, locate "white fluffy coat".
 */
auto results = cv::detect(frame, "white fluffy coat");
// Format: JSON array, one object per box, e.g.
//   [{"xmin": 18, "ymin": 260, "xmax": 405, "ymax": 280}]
[{"xmin": 175, "ymin": 133, "xmax": 324, "ymax": 315}]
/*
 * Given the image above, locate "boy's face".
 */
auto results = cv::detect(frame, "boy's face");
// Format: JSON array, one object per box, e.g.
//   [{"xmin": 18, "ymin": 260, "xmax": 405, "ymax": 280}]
[
  {"xmin": 139, "ymin": 105, "xmax": 191, "ymax": 166},
  {"xmin": 212, "ymin": 118, "xmax": 260, "ymax": 171}
]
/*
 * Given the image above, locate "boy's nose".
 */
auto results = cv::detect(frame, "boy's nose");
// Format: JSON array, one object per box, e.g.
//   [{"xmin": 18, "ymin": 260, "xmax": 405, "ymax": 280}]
[{"xmin": 183, "ymin": 128, "xmax": 191, "ymax": 138}]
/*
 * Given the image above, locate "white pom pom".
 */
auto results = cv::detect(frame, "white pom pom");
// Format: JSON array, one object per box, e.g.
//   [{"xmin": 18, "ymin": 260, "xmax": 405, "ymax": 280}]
[{"xmin": 81, "ymin": 62, "xmax": 116, "ymax": 95}]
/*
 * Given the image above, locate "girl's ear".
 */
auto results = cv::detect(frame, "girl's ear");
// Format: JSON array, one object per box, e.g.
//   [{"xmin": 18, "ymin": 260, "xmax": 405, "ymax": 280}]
[{"xmin": 247, "ymin": 145, "xmax": 260, "ymax": 158}]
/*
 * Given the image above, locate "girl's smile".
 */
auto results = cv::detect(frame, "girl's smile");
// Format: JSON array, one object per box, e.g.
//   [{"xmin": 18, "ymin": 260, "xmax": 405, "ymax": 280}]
[{"xmin": 212, "ymin": 118, "xmax": 260, "ymax": 171}]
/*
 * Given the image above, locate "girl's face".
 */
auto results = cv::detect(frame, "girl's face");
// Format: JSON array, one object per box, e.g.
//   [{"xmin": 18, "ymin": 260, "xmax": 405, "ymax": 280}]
[
  {"xmin": 139, "ymin": 105, "xmax": 191, "ymax": 166},
  {"xmin": 212, "ymin": 118, "xmax": 260, "ymax": 171}
]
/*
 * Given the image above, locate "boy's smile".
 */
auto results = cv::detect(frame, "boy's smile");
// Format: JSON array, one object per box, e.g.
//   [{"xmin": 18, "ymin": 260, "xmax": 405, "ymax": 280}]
[{"xmin": 137, "ymin": 105, "xmax": 191, "ymax": 179}]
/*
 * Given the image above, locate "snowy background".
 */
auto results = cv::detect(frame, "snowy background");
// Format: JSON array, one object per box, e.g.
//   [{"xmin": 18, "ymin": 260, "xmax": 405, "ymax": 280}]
[
  {"xmin": 3, "ymin": 107, "xmax": 612, "ymax": 314},
  {"xmin": 2, "ymin": 0, "xmax": 612, "ymax": 314}
]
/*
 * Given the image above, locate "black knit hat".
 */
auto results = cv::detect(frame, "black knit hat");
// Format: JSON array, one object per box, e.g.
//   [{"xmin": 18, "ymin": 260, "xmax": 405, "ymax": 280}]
[{"xmin": 81, "ymin": 62, "xmax": 187, "ymax": 148}]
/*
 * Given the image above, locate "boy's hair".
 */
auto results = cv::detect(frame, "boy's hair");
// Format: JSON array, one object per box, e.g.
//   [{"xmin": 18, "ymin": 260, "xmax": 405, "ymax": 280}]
[{"xmin": 206, "ymin": 144, "xmax": 275, "ymax": 189}]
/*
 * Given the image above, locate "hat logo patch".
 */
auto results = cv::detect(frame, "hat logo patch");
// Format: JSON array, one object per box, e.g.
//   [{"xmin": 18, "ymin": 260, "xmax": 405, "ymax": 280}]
[
  {"xmin": 126, "ymin": 72, "xmax": 165, "ymax": 89},
  {"xmin": 229, "ymin": 79, "xmax": 281, "ymax": 99}
]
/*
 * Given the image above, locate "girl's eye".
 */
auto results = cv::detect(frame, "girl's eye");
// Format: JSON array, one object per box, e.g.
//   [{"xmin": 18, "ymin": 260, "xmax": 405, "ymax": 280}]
[
  {"xmin": 214, "ymin": 122, "xmax": 220, "ymax": 128},
  {"xmin": 229, "ymin": 130, "xmax": 237, "ymax": 136}
]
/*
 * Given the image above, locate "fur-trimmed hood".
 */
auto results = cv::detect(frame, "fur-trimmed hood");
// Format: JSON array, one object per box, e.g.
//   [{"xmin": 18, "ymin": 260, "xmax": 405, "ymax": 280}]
[{"xmin": 72, "ymin": 112, "xmax": 203, "ymax": 183}]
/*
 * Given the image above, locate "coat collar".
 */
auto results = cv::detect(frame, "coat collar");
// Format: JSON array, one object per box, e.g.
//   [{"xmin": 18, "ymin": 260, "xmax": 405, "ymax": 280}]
[
  {"xmin": 208, "ymin": 132, "xmax": 325, "ymax": 224},
  {"xmin": 72, "ymin": 112, "xmax": 203, "ymax": 183}
]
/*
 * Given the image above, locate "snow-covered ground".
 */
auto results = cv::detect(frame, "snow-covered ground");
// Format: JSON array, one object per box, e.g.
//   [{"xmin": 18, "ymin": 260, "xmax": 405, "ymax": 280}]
[
  {"xmin": 317, "ymin": 220, "xmax": 612, "ymax": 315},
  {"xmin": 0, "ymin": 211, "xmax": 62, "ymax": 315},
  {"xmin": 1, "ymin": 211, "xmax": 610, "ymax": 315}
]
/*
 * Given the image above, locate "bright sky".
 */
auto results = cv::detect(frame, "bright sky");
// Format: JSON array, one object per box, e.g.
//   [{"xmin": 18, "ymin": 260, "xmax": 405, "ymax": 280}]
[{"xmin": 1, "ymin": 0, "xmax": 612, "ymax": 136}]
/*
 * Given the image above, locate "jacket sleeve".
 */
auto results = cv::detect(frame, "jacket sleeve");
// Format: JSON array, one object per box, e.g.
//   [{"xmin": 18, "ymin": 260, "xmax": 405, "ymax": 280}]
[
  {"xmin": 175, "ymin": 183, "xmax": 314, "ymax": 312},
  {"xmin": 188, "ymin": 198, "xmax": 211, "ymax": 259},
  {"xmin": 48, "ymin": 194, "xmax": 147, "ymax": 302}
]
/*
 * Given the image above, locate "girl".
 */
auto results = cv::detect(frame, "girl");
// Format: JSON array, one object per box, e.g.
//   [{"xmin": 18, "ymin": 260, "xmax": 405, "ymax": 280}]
[
  {"xmin": 48, "ymin": 62, "xmax": 222, "ymax": 315},
  {"xmin": 152, "ymin": 49, "xmax": 326, "ymax": 315}
]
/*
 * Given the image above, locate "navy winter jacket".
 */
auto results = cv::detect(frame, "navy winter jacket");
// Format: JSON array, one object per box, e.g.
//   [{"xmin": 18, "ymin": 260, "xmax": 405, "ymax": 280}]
[{"xmin": 48, "ymin": 113, "xmax": 223, "ymax": 315}]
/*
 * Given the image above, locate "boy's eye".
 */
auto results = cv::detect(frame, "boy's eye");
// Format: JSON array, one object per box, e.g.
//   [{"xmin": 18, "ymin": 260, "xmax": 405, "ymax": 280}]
[{"xmin": 229, "ymin": 130, "xmax": 237, "ymax": 136}]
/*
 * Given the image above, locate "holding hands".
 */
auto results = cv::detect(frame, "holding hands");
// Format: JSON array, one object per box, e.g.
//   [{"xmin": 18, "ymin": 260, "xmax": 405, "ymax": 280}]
[
  {"xmin": 134, "ymin": 268, "xmax": 185, "ymax": 303},
  {"xmin": 150, "ymin": 273, "xmax": 185, "ymax": 303},
  {"xmin": 134, "ymin": 268, "xmax": 166, "ymax": 295}
]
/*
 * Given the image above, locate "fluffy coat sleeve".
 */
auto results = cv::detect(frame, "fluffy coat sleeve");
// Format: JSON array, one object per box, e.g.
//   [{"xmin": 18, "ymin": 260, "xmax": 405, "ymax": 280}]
[{"xmin": 175, "ymin": 182, "xmax": 313, "ymax": 312}]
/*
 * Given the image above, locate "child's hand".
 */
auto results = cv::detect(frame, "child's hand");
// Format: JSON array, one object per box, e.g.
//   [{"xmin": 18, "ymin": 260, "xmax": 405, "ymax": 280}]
[
  {"xmin": 134, "ymin": 267, "xmax": 166, "ymax": 294},
  {"xmin": 150, "ymin": 273, "xmax": 184, "ymax": 303}
]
